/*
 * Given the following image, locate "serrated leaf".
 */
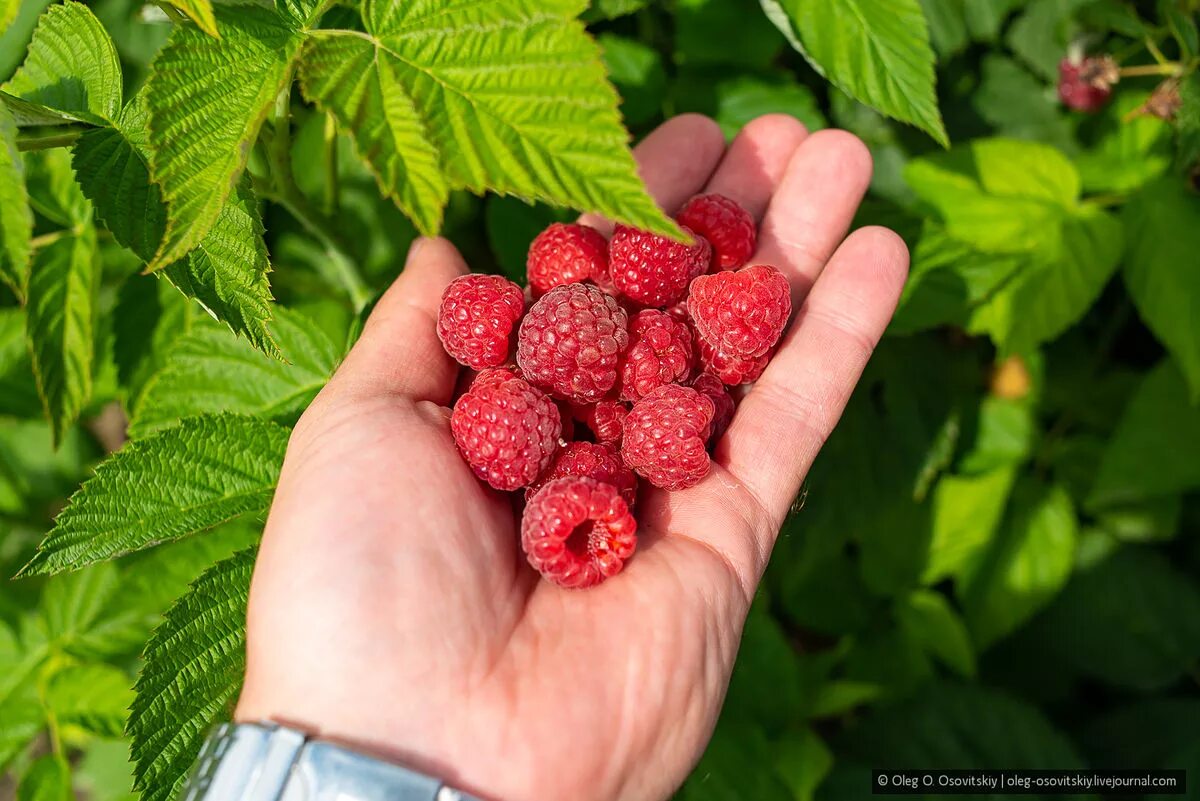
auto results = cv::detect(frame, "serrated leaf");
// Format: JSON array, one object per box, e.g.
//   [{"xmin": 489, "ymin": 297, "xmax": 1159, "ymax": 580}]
[
  {"xmin": 167, "ymin": 0, "xmax": 218, "ymax": 37},
  {"xmin": 17, "ymin": 754, "xmax": 72, "ymax": 801},
  {"xmin": 3, "ymin": 0, "xmax": 122, "ymax": 123},
  {"xmin": 0, "ymin": 0, "xmax": 17, "ymax": 31},
  {"xmin": 761, "ymin": 0, "xmax": 946, "ymax": 146},
  {"xmin": 72, "ymin": 124, "xmax": 166, "ymax": 264},
  {"xmin": 1123, "ymin": 178, "xmax": 1200, "ymax": 399},
  {"xmin": 0, "ymin": 308, "xmax": 42, "ymax": 417},
  {"xmin": 1090, "ymin": 360, "xmax": 1200, "ymax": 508},
  {"xmin": 131, "ymin": 307, "xmax": 338, "ymax": 436},
  {"xmin": 299, "ymin": 0, "xmax": 678, "ymax": 237},
  {"xmin": 46, "ymin": 664, "xmax": 134, "ymax": 737},
  {"xmin": 128, "ymin": 548, "xmax": 254, "ymax": 801},
  {"xmin": 896, "ymin": 589, "xmax": 977, "ymax": 677},
  {"xmin": 112, "ymin": 276, "xmax": 193, "ymax": 416},
  {"xmin": 298, "ymin": 31, "xmax": 447, "ymax": 235},
  {"xmin": 923, "ymin": 465, "xmax": 1017, "ymax": 584},
  {"xmin": 0, "ymin": 105, "xmax": 31, "ymax": 298},
  {"xmin": 19, "ymin": 414, "xmax": 288, "ymax": 576},
  {"xmin": 146, "ymin": 5, "xmax": 303, "ymax": 269},
  {"xmin": 1076, "ymin": 92, "xmax": 1171, "ymax": 194},
  {"xmin": 26, "ymin": 220, "xmax": 98, "ymax": 445},
  {"xmin": 163, "ymin": 182, "xmax": 278, "ymax": 356}
]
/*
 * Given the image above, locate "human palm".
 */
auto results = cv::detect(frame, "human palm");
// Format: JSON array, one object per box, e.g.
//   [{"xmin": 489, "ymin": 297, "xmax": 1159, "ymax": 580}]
[{"xmin": 236, "ymin": 114, "xmax": 909, "ymax": 801}]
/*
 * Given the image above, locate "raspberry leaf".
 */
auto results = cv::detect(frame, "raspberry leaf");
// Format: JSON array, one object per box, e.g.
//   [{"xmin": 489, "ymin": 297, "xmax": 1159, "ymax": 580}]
[
  {"xmin": 297, "ymin": 0, "xmax": 681, "ymax": 238},
  {"xmin": 45, "ymin": 664, "xmax": 134, "ymax": 738},
  {"xmin": 0, "ymin": 106, "xmax": 31, "ymax": 299},
  {"xmin": 130, "ymin": 307, "xmax": 340, "ymax": 437},
  {"xmin": 18, "ymin": 414, "xmax": 288, "ymax": 576},
  {"xmin": 761, "ymin": 0, "xmax": 947, "ymax": 146},
  {"xmin": 163, "ymin": 0, "xmax": 218, "ymax": 38},
  {"xmin": 128, "ymin": 547, "xmax": 255, "ymax": 801}
]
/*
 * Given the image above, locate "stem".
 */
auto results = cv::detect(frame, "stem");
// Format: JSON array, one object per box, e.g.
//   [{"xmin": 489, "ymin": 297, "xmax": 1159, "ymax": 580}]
[
  {"xmin": 270, "ymin": 83, "xmax": 293, "ymax": 192},
  {"xmin": 16, "ymin": 127, "xmax": 85, "ymax": 151},
  {"xmin": 154, "ymin": 1, "xmax": 188, "ymax": 25},
  {"xmin": 29, "ymin": 229, "xmax": 69, "ymax": 249},
  {"xmin": 322, "ymin": 112, "xmax": 338, "ymax": 216},
  {"xmin": 1145, "ymin": 36, "xmax": 1170, "ymax": 67},
  {"xmin": 1119, "ymin": 62, "xmax": 1180, "ymax": 77}
]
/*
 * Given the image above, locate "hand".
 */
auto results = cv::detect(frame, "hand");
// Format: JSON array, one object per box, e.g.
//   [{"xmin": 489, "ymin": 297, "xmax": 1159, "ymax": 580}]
[{"xmin": 235, "ymin": 114, "xmax": 909, "ymax": 801}]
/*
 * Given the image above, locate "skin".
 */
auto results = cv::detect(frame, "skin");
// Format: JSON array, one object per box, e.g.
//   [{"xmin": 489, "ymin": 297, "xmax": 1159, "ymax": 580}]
[{"xmin": 236, "ymin": 114, "xmax": 910, "ymax": 801}]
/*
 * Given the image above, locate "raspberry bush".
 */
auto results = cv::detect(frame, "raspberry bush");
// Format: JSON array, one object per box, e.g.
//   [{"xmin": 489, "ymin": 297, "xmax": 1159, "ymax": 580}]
[{"xmin": 2, "ymin": 0, "xmax": 1200, "ymax": 799}]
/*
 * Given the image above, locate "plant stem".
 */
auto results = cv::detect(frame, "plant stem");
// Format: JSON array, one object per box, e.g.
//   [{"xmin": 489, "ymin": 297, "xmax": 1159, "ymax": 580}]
[
  {"xmin": 16, "ymin": 127, "xmax": 86, "ymax": 151},
  {"xmin": 29, "ymin": 229, "xmax": 69, "ymax": 250},
  {"xmin": 1145, "ymin": 36, "xmax": 1170, "ymax": 67},
  {"xmin": 322, "ymin": 112, "xmax": 339, "ymax": 216},
  {"xmin": 1119, "ymin": 62, "xmax": 1180, "ymax": 77}
]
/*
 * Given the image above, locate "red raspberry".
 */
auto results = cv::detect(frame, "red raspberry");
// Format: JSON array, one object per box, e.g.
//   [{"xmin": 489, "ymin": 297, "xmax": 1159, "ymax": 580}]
[
  {"xmin": 1057, "ymin": 56, "xmax": 1117, "ymax": 112},
  {"xmin": 517, "ymin": 283, "xmax": 630, "ymax": 403},
  {"xmin": 526, "ymin": 442, "xmax": 637, "ymax": 506},
  {"xmin": 609, "ymin": 224, "xmax": 711, "ymax": 307},
  {"xmin": 621, "ymin": 384, "xmax": 714, "ymax": 490},
  {"xmin": 692, "ymin": 373, "xmax": 734, "ymax": 445},
  {"xmin": 437, "ymin": 274, "xmax": 525, "ymax": 369},
  {"xmin": 526, "ymin": 223, "xmax": 609, "ymax": 298},
  {"xmin": 521, "ymin": 476, "xmax": 638, "ymax": 589},
  {"xmin": 571, "ymin": 399, "xmax": 628, "ymax": 445},
  {"xmin": 697, "ymin": 338, "xmax": 772, "ymax": 386},
  {"xmin": 687, "ymin": 264, "xmax": 791, "ymax": 358},
  {"xmin": 676, "ymin": 193, "xmax": 756, "ymax": 271},
  {"xmin": 451, "ymin": 372, "xmax": 561, "ymax": 490},
  {"xmin": 617, "ymin": 309, "xmax": 694, "ymax": 401}
]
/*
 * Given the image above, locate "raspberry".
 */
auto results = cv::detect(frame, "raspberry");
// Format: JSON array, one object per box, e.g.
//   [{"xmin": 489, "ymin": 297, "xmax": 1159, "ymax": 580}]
[
  {"xmin": 676, "ymin": 193, "xmax": 757, "ymax": 271},
  {"xmin": 526, "ymin": 442, "xmax": 638, "ymax": 506},
  {"xmin": 688, "ymin": 264, "xmax": 790, "ymax": 359},
  {"xmin": 617, "ymin": 309, "xmax": 694, "ymax": 401},
  {"xmin": 609, "ymin": 224, "xmax": 711, "ymax": 308},
  {"xmin": 697, "ymin": 338, "xmax": 772, "ymax": 386},
  {"xmin": 517, "ymin": 283, "xmax": 630, "ymax": 403},
  {"xmin": 621, "ymin": 384, "xmax": 714, "ymax": 490},
  {"xmin": 437, "ymin": 274, "xmax": 525, "ymax": 369},
  {"xmin": 692, "ymin": 373, "xmax": 734, "ymax": 445},
  {"xmin": 526, "ymin": 223, "xmax": 609, "ymax": 298},
  {"xmin": 451, "ymin": 372, "xmax": 561, "ymax": 490},
  {"xmin": 572, "ymin": 399, "xmax": 628, "ymax": 445},
  {"xmin": 1058, "ymin": 56, "xmax": 1117, "ymax": 112},
  {"xmin": 521, "ymin": 476, "xmax": 638, "ymax": 588}
]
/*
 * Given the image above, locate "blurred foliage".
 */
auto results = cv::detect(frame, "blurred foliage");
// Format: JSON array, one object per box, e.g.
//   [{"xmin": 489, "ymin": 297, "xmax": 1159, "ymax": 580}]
[{"xmin": 2, "ymin": 0, "xmax": 1200, "ymax": 799}]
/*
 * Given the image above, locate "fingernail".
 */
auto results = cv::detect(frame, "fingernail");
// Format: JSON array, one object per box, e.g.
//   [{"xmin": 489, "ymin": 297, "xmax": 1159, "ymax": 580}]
[{"xmin": 405, "ymin": 237, "xmax": 426, "ymax": 266}]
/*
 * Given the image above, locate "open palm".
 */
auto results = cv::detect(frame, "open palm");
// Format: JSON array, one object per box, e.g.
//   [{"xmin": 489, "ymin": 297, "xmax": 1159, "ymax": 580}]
[{"xmin": 236, "ymin": 114, "xmax": 909, "ymax": 801}]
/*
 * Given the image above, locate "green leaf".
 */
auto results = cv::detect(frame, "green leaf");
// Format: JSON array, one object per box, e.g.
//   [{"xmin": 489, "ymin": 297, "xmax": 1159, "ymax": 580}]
[
  {"xmin": 0, "ymin": 308, "xmax": 41, "ymax": 417},
  {"xmin": 679, "ymin": 724, "xmax": 793, "ymax": 801},
  {"xmin": 297, "ymin": 30, "xmax": 448, "ymax": 235},
  {"xmin": 896, "ymin": 589, "xmax": 976, "ymax": 677},
  {"xmin": 1006, "ymin": 0, "xmax": 1089, "ymax": 80},
  {"xmin": 923, "ymin": 466, "xmax": 1016, "ymax": 584},
  {"xmin": 1161, "ymin": 0, "xmax": 1198, "ymax": 57},
  {"xmin": 26, "ymin": 217, "xmax": 98, "ymax": 445},
  {"xmin": 1123, "ymin": 178, "xmax": 1200, "ymax": 399},
  {"xmin": 1090, "ymin": 360, "xmax": 1200, "ymax": 508},
  {"xmin": 300, "ymin": 0, "xmax": 680, "ymax": 238},
  {"xmin": 958, "ymin": 480, "xmax": 1077, "ymax": 649},
  {"xmin": 919, "ymin": 0, "xmax": 968, "ymax": 59},
  {"xmin": 129, "ymin": 548, "xmax": 254, "ymax": 801},
  {"xmin": 166, "ymin": 0, "xmax": 218, "ymax": 38},
  {"xmin": 676, "ymin": 0, "xmax": 786, "ymax": 69},
  {"xmin": 1177, "ymin": 74, "xmax": 1200, "ymax": 168},
  {"xmin": 761, "ymin": 0, "xmax": 947, "ymax": 146},
  {"xmin": 485, "ymin": 197, "xmax": 573, "ymax": 283},
  {"xmin": 1076, "ymin": 92, "xmax": 1172, "ymax": 194},
  {"xmin": 46, "ymin": 664, "xmax": 134, "ymax": 737},
  {"xmin": 0, "ymin": 105, "xmax": 31, "ymax": 298},
  {"xmin": 972, "ymin": 55, "xmax": 1075, "ymax": 154},
  {"xmin": 112, "ymin": 276, "xmax": 194, "ymax": 417},
  {"xmin": 3, "ymin": 0, "xmax": 122, "ymax": 123},
  {"xmin": 722, "ymin": 607, "xmax": 804, "ymax": 733},
  {"xmin": 0, "ymin": 0, "xmax": 17, "ymax": 31},
  {"xmin": 145, "ymin": 5, "xmax": 303, "ymax": 269},
  {"xmin": 162, "ymin": 181, "xmax": 278, "ymax": 356},
  {"xmin": 17, "ymin": 754, "xmax": 72, "ymax": 801},
  {"xmin": 774, "ymin": 729, "xmax": 833, "ymax": 801},
  {"xmin": 0, "ymin": 692, "xmax": 43, "ymax": 774},
  {"xmin": 131, "ymin": 307, "xmax": 338, "ymax": 436},
  {"xmin": 1037, "ymin": 547, "xmax": 1200, "ymax": 690},
  {"xmin": 958, "ymin": 395, "xmax": 1036, "ymax": 474},
  {"xmin": 19, "ymin": 414, "xmax": 288, "ymax": 576},
  {"xmin": 711, "ymin": 74, "xmax": 826, "ymax": 140},
  {"xmin": 598, "ymin": 34, "xmax": 667, "ymax": 127}
]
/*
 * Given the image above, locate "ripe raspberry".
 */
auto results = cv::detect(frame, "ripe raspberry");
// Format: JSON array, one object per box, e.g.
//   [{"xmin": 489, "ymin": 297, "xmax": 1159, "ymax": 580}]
[
  {"xmin": 451, "ymin": 372, "xmax": 561, "ymax": 491},
  {"xmin": 437, "ymin": 274, "xmax": 525, "ymax": 369},
  {"xmin": 688, "ymin": 264, "xmax": 790, "ymax": 359},
  {"xmin": 571, "ymin": 399, "xmax": 628, "ymax": 445},
  {"xmin": 526, "ymin": 223, "xmax": 609, "ymax": 298},
  {"xmin": 517, "ymin": 283, "xmax": 630, "ymax": 403},
  {"xmin": 617, "ymin": 309, "xmax": 694, "ymax": 401},
  {"xmin": 697, "ymin": 338, "xmax": 772, "ymax": 386},
  {"xmin": 609, "ymin": 224, "xmax": 711, "ymax": 307},
  {"xmin": 1058, "ymin": 56, "xmax": 1117, "ymax": 112},
  {"xmin": 621, "ymin": 384, "xmax": 714, "ymax": 490},
  {"xmin": 526, "ymin": 442, "xmax": 638, "ymax": 507},
  {"xmin": 692, "ymin": 373, "xmax": 734, "ymax": 445},
  {"xmin": 676, "ymin": 193, "xmax": 756, "ymax": 271},
  {"xmin": 521, "ymin": 476, "xmax": 638, "ymax": 589}
]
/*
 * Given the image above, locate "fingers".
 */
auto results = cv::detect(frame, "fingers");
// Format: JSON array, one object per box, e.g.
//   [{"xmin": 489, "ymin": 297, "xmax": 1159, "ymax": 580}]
[
  {"xmin": 752, "ymin": 129, "xmax": 875, "ymax": 299},
  {"xmin": 325, "ymin": 238, "xmax": 469, "ymax": 405},
  {"xmin": 722, "ymin": 227, "xmax": 910, "ymax": 531},
  {"xmin": 579, "ymin": 113, "xmax": 726, "ymax": 234},
  {"xmin": 703, "ymin": 114, "xmax": 809, "ymax": 221}
]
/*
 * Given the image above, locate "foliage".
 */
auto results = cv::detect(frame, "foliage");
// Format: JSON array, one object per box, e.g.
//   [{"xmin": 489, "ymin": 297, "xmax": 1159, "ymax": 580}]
[{"xmin": 1, "ymin": 0, "xmax": 1199, "ymax": 799}]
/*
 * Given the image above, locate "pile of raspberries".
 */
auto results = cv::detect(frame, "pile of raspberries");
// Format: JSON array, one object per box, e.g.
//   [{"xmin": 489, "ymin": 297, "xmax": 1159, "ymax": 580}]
[{"xmin": 436, "ymin": 194, "xmax": 790, "ymax": 589}]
